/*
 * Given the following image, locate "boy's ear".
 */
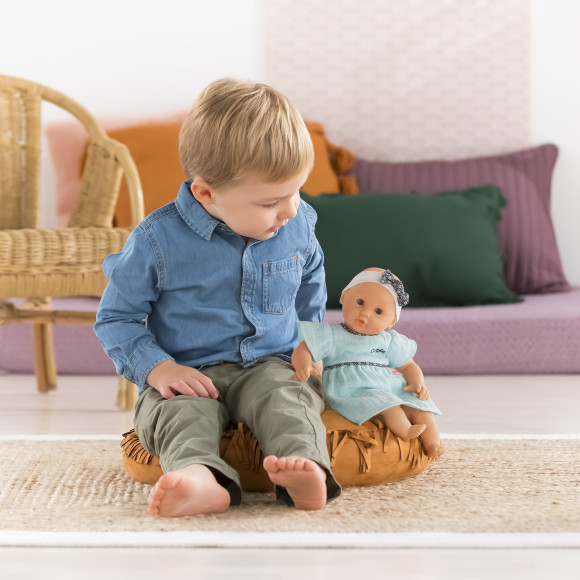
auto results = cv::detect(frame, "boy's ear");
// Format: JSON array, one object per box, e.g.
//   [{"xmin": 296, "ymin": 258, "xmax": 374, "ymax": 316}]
[
  {"xmin": 339, "ymin": 292, "xmax": 345, "ymax": 305},
  {"xmin": 190, "ymin": 178, "xmax": 215, "ymax": 207}
]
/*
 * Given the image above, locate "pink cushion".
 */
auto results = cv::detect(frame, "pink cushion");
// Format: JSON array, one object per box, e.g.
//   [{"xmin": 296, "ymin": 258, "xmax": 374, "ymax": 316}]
[
  {"xmin": 45, "ymin": 112, "xmax": 187, "ymax": 227},
  {"xmin": 353, "ymin": 145, "xmax": 569, "ymax": 295}
]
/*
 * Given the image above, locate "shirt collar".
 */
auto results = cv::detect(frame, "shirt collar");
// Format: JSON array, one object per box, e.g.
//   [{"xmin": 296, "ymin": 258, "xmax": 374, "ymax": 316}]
[{"xmin": 174, "ymin": 181, "xmax": 220, "ymax": 241}]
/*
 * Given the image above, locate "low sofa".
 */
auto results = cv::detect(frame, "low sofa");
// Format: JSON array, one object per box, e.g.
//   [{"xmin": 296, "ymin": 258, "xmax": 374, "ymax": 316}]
[
  {"xmin": 2, "ymin": 287, "xmax": 579, "ymax": 377},
  {"xmin": 2, "ymin": 140, "xmax": 578, "ymax": 378}
]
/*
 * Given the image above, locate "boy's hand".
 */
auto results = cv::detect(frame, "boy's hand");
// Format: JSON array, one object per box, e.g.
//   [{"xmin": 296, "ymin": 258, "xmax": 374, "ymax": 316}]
[
  {"xmin": 294, "ymin": 365, "xmax": 320, "ymax": 383},
  {"xmin": 403, "ymin": 382, "xmax": 430, "ymax": 401},
  {"xmin": 147, "ymin": 360, "xmax": 219, "ymax": 400}
]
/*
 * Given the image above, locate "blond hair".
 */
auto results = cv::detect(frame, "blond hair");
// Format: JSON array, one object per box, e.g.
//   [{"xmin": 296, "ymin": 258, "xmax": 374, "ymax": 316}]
[{"xmin": 179, "ymin": 78, "xmax": 314, "ymax": 188}]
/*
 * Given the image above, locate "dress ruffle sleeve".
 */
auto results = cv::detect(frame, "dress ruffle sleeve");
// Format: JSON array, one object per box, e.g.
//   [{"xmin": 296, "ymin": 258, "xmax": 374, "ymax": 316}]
[
  {"xmin": 385, "ymin": 330, "xmax": 417, "ymax": 368},
  {"xmin": 297, "ymin": 321, "xmax": 334, "ymax": 363}
]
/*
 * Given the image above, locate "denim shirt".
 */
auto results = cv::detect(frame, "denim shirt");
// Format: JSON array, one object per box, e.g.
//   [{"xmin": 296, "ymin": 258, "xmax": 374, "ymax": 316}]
[{"xmin": 94, "ymin": 181, "xmax": 326, "ymax": 394}]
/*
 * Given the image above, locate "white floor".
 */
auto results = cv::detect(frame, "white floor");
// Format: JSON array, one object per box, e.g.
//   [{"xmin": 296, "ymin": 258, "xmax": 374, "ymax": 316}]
[{"xmin": 1, "ymin": 373, "xmax": 579, "ymax": 579}]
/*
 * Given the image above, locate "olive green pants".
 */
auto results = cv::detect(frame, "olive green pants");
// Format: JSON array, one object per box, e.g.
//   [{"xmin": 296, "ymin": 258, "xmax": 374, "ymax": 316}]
[{"xmin": 134, "ymin": 356, "xmax": 341, "ymax": 506}]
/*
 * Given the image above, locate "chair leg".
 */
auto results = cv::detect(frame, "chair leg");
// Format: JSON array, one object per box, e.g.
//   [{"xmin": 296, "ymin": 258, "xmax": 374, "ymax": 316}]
[
  {"xmin": 33, "ymin": 322, "xmax": 57, "ymax": 392},
  {"xmin": 117, "ymin": 376, "xmax": 139, "ymax": 410}
]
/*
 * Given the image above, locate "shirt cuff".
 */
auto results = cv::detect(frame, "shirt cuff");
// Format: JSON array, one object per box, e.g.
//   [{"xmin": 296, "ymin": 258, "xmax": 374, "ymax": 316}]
[{"xmin": 128, "ymin": 345, "xmax": 174, "ymax": 393}]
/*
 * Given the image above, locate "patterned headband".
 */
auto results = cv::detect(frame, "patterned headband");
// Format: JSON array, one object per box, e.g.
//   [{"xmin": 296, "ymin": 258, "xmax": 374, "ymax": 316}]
[{"xmin": 379, "ymin": 270, "xmax": 410, "ymax": 307}]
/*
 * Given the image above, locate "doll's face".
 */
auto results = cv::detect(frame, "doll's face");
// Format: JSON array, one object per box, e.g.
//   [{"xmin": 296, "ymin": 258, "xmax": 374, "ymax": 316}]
[{"xmin": 340, "ymin": 282, "xmax": 397, "ymax": 335}]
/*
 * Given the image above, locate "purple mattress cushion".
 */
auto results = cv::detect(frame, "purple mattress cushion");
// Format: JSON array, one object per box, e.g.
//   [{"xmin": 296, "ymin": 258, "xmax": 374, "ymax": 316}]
[
  {"xmin": 2, "ymin": 292, "xmax": 579, "ymax": 376},
  {"xmin": 353, "ymin": 144, "xmax": 569, "ymax": 296},
  {"xmin": 324, "ymin": 288, "xmax": 580, "ymax": 375}
]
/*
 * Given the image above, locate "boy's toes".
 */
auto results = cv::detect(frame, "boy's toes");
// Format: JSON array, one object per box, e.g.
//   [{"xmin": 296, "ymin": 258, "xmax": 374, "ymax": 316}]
[
  {"xmin": 263, "ymin": 455, "xmax": 280, "ymax": 473},
  {"xmin": 148, "ymin": 483, "xmax": 164, "ymax": 515},
  {"xmin": 291, "ymin": 458, "xmax": 304, "ymax": 470}
]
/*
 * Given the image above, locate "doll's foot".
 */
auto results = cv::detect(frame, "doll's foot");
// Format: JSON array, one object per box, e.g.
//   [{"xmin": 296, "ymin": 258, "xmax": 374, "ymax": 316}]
[
  {"xmin": 263, "ymin": 455, "xmax": 327, "ymax": 510},
  {"xmin": 400, "ymin": 424, "xmax": 426, "ymax": 442},
  {"xmin": 425, "ymin": 443, "xmax": 446, "ymax": 458},
  {"xmin": 148, "ymin": 464, "xmax": 230, "ymax": 517}
]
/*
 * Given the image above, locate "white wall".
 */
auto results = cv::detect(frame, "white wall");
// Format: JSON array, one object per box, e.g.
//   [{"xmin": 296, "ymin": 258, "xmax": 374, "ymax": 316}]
[
  {"xmin": 531, "ymin": 0, "xmax": 580, "ymax": 285},
  {"xmin": 266, "ymin": 0, "xmax": 530, "ymax": 163},
  {"xmin": 2, "ymin": 0, "xmax": 266, "ymax": 121},
  {"xmin": 2, "ymin": 0, "xmax": 265, "ymax": 228},
  {"xmin": 2, "ymin": 0, "xmax": 578, "ymax": 284}
]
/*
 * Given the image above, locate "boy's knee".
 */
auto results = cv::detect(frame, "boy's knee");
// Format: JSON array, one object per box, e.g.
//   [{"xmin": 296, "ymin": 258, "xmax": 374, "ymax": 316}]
[
  {"xmin": 264, "ymin": 382, "xmax": 324, "ymax": 414},
  {"xmin": 136, "ymin": 392, "xmax": 224, "ymax": 435}
]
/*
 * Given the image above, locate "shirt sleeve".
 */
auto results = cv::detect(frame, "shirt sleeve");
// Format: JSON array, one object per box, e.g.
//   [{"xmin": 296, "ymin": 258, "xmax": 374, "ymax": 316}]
[
  {"xmin": 298, "ymin": 321, "xmax": 334, "ymax": 362},
  {"xmin": 295, "ymin": 201, "xmax": 327, "ymax": 323},
  {"xmin": 385, "ymin": 330, "xmax": 417, "ymax": 368},
  {"xmin": 93, "ymin": 226, "xmax": 173, "ymax": 391}
]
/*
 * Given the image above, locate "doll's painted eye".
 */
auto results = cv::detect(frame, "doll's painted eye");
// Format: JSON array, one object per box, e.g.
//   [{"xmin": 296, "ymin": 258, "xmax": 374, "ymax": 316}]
[
  {"xmin": 375, "ymin": 308, "xmax": 383, "ymax": 315},
  {"xmin": 357, "ymin": 299, "xmax": 364, "ymax": 305}
]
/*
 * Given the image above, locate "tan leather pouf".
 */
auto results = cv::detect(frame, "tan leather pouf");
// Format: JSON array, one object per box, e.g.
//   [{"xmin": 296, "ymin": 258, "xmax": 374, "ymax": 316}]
[{"xmin": 121, "ymin": 408, "xmax": 435, "ymax": 491}]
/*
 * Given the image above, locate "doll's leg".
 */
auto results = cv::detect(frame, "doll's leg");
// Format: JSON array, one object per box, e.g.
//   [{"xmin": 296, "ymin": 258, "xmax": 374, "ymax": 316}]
[
  {"xmin": 402, "ymin": 406, "xmax": 445, "ymax": 458},
  {"xmin": 379, "ymin": 405, "xmax": 426, "ymax": 442}
]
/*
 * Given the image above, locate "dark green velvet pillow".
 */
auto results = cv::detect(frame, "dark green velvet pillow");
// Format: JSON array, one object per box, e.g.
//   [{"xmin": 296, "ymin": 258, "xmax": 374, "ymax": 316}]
[{"xmin": 301, "ymin": 187, "xmax": 522, "ymax": 308}]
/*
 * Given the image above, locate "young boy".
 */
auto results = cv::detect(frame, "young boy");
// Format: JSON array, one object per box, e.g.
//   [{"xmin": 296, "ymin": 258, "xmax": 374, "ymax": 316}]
[{"xmin": 94, "ymin": 78, "xmax": 341, "ymax": 516}]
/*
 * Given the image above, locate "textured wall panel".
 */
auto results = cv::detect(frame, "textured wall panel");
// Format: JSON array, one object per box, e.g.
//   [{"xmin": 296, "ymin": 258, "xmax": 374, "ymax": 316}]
[{"xmin": 266, "ymin": 0, "xmax": 530, "ymax": 161}]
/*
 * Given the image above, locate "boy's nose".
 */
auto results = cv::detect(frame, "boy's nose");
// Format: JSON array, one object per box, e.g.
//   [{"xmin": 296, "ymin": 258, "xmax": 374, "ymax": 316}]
[{"xmin": 279, "ymin": 201, "xmax": 298, "ymax": 221}]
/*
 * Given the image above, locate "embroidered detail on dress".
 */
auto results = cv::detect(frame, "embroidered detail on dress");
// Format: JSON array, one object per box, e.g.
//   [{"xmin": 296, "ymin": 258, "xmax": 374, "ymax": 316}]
[
  {"xmin": 371, "ymin": 348, "xmax": 386, "ymax": 354},
  {"xmin": 340, "ymin": 323, "xmax": 380, "ymax": 337},
  {"xmin": 325, "ymin": 362, "xmax": 392, "ymax": 371}
]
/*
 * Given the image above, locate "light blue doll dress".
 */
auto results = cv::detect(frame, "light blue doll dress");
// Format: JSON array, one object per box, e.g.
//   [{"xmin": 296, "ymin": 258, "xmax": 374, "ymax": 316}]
[{"xmin": 298, "ymin": 321, "xmax": 441, "ymax": 425}]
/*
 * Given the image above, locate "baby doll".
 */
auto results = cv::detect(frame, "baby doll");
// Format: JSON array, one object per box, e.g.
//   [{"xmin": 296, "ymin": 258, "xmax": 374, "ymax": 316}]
[{"xmin": 292, "ymin": 267, "xmax": 444, "ymax": 458}]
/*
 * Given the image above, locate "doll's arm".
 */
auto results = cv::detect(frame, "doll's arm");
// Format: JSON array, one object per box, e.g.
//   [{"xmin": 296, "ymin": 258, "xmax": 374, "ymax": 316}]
[
  {"xmin": 312, "ymin": 359, "xmax": 323, "ymax": 377},
  {"xmin": 396, "ymin": 359, "xmax": 430, "ymax": 401},
  {"xmin": 292, "ymin": 341, "xmax": 320, "ymax": 382}
]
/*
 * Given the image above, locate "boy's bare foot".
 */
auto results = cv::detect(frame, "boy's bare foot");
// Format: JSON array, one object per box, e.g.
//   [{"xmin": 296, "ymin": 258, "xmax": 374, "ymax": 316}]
[
  {"xmin": 425, "ymin": 443, "xmax": 446, "ymax": 458},
  {"xmin": 263, "ymin": 455, "xmax": 327, "ymax": 510},
  {"xmin": 148, "ymin": 464, "xmax": 230, "ymax": 517},
  {"xmin": 401, "ymin": 424, "xmax": 426, "ymax": 442}
]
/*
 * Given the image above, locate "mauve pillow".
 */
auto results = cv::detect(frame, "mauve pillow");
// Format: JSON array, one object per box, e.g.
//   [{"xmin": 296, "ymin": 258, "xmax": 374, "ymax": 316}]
[{"xmin": 353, "ymin": 145, "xmax": 569, "ymax": 295}]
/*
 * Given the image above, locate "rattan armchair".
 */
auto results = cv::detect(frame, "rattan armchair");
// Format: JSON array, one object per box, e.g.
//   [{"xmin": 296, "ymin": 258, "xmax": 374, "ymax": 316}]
[{"xmin": 0, "ymin": 75, "xmax": 143, "ymax": 410}]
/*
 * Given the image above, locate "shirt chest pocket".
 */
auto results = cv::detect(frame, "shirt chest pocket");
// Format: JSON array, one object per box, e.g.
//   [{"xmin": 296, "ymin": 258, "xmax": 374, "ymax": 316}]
[{"xmin": 263, "ymin": 256, "xmax": 302, "ymax": 314}]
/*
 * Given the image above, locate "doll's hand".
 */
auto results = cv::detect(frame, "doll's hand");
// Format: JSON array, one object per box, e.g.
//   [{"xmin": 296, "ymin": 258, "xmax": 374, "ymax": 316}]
[
  {"xmin": 147, "ymin": 360, "xmax": 219, "ymax": 400},
  {"xmin": 294, "ymin": 366, "xmax": 320, "ymax": 383},
  {"xmin": 403, "ymin": 382, "xmax": 430, "ymax": 401}
]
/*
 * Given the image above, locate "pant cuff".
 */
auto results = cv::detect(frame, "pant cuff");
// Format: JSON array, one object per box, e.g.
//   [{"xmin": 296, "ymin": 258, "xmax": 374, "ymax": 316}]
[
  {"xmin": 207, "ymin": 466, "xmax": 243, "ymax": 507},
  {"xmin": 162, "ymin": 458, "xmax": 243, "ymax": 507},
  {"xmin": 275, "ymin": 465, "xmax": 341, "ymax": 507}
]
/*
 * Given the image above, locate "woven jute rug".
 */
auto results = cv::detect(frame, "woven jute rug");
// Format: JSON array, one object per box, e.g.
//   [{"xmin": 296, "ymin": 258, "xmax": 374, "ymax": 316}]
[{"xmin": 1, "ymin": 437, "xmax": 579, "ymax": 547}]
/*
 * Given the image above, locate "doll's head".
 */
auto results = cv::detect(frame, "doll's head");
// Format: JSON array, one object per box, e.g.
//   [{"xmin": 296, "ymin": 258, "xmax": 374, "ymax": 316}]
[{"xmin": 339, "ymin": 268, "xmax": 409, "ymax": 335}]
